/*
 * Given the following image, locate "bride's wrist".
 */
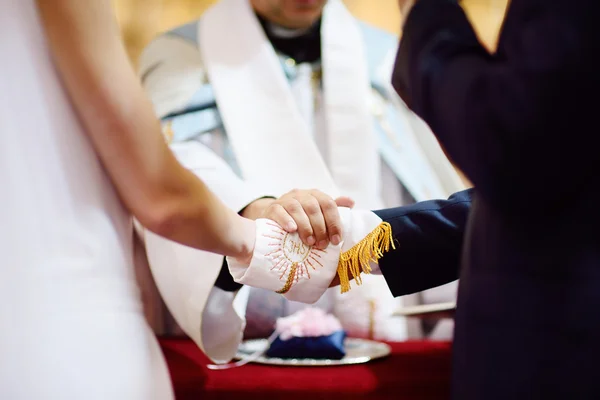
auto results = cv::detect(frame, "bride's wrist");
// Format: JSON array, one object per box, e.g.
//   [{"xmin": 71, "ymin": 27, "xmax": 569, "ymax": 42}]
[{"xmin": 230, "ymin": 215, "xmax": 256, "ymax": 265}]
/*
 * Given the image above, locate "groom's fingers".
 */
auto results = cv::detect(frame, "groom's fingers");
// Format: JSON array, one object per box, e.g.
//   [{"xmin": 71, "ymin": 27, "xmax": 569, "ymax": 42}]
[
  {"xmin": 280, "ymin": 198, "xmax": 316, "ymax": 246},
  {"xmin": 311, "ymin": 191, "xmax": 343, "ymax": 246},
  {"xmin": 335, "ymin": 196, "xmax": 355, "ymax": 209},
  {"xmin": 262, "ymin": 189, "xmax": 347, "ymax": 249},
  {"xmin": 263, "ymin": 196, "xmax": 317, "ymax": 246},
  {"xmin": 299, "ymin": 194, "xmax": 328, "ymax": 249},
  {"xmin": 265, "ymin": 203, "xmax": 298, "ymax": 233}
]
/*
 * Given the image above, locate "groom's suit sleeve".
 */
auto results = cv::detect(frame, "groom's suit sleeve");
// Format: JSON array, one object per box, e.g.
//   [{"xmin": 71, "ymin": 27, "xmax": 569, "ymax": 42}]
[{"xmin": 374, "ymin": 189, "xmax": 473, "ymax": 296}]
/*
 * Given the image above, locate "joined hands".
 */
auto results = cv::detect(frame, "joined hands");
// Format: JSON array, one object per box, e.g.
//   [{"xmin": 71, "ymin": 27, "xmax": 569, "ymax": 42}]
[
  {"xmin": 231, "ymin": 190, "xmax": 393, "ymax": 300},
  {"xmin": 242, "ymin": 189, "xmax": 355, "ymax": 250}
]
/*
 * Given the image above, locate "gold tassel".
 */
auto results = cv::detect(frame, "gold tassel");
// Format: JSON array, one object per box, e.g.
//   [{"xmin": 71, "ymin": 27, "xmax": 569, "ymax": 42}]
[{"xmin": 337, "ymin": 222, "xmax": 395, "ymax": 294}]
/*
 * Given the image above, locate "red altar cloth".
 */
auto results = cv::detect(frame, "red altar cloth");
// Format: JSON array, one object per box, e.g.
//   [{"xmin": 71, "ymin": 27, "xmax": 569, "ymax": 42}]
[{"xmin": 159, "ymin": 338, "xmax": 452, "ymax": 400}]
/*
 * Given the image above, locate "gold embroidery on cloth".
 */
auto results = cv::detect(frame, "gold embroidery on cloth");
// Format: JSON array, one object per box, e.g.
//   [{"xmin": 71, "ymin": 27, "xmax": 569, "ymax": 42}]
[
  {"xmin": 336, "ymin": 222, "xmax": 395, "ymax": 294},
  {"xmin": 263, "ymin": 222, "xmax": 323, "ymax": 294},
  {"xmin": 276, "ymin": 263, "xmax": 298, "ymax": 294}
]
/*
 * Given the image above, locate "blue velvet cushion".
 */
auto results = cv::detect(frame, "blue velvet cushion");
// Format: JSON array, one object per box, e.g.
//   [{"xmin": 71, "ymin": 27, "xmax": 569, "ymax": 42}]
[{"xmin": 266, "ymin": 330, "xmax": 347, "ymax": 360}]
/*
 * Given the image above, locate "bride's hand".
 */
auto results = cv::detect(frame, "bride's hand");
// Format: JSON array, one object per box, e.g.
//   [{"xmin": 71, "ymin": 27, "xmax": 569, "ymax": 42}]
[{"xmin": 229, "ymin": 215, "xmax": 257, "ymax": 265}]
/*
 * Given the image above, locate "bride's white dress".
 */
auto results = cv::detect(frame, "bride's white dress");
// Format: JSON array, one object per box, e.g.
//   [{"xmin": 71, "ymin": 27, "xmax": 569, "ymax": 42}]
[{"xmin": 0, "ymin": 1, "xmax": 173, "ymax": 398}]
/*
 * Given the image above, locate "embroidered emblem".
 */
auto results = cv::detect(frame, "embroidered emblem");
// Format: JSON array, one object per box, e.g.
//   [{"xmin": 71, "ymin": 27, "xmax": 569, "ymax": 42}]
[{"xmin": 263, "ymin": 222, "xmax": 324, "ymax": 294}]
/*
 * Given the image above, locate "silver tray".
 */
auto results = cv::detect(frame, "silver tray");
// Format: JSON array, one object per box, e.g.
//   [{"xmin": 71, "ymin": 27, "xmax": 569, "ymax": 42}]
[
  {"xmin": 393, "ymin": 301, "xmax": 456, "ymax": 318},
  {"xmin": 235, "ymin": 337, "xmax": 391, "ymax": 366}
]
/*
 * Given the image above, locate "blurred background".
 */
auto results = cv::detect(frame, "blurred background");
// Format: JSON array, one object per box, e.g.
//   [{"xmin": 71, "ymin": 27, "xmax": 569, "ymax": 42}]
[{"xmin": 113, "ymin": 0, "xmax": 510, "ymax": 65}]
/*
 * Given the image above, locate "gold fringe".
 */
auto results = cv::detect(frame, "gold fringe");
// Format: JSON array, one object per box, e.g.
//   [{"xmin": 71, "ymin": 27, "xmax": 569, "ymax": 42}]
[{"xmin": 337, "ymin": 222, "xmax": 395, "ymax": 294}]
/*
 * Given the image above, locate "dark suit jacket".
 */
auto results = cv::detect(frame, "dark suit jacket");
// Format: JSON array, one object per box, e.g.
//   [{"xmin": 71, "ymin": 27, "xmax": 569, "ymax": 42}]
[{"xmin": 380, "ymin": 0, "xmax": 600, "ymax": 398}]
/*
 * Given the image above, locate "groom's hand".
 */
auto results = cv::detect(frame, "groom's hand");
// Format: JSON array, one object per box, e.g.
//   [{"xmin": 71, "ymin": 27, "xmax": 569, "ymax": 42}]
[{"xmin": 261, "ymin": 189, "xmax": 354, "ymax": 250}]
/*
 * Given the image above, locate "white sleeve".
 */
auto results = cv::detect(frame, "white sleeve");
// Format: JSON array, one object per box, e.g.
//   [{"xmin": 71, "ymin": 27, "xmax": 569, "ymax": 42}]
[
  {"xmin": 139, "ymin": 35, "xmax": 206, "ymax": 118},
  {"xmin": 169, "ymin": 140, "xmax": 269, "ymax": 212}
]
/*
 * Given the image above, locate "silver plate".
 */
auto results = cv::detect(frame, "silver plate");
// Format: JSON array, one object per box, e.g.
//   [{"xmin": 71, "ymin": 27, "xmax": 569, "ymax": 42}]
[
  {"xmin": 235, "ymin": 337, "xmax": 391, "ymax": 366},
  {"xmin": 393, "ymin": 301, "xmax": 456, "ymax": 318}
]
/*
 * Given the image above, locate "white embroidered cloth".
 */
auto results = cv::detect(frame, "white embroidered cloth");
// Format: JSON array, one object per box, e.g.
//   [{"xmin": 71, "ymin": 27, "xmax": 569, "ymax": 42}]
[{"xmin": 227, "ymin": 208, "xmax": 389, "ymax": 304}]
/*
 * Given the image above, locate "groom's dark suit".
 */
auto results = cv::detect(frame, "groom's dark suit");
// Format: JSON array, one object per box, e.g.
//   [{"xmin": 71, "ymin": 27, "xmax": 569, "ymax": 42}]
[{"xmin": 377, "ymin": 0, "xmax": 600, "ymax": 398}]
